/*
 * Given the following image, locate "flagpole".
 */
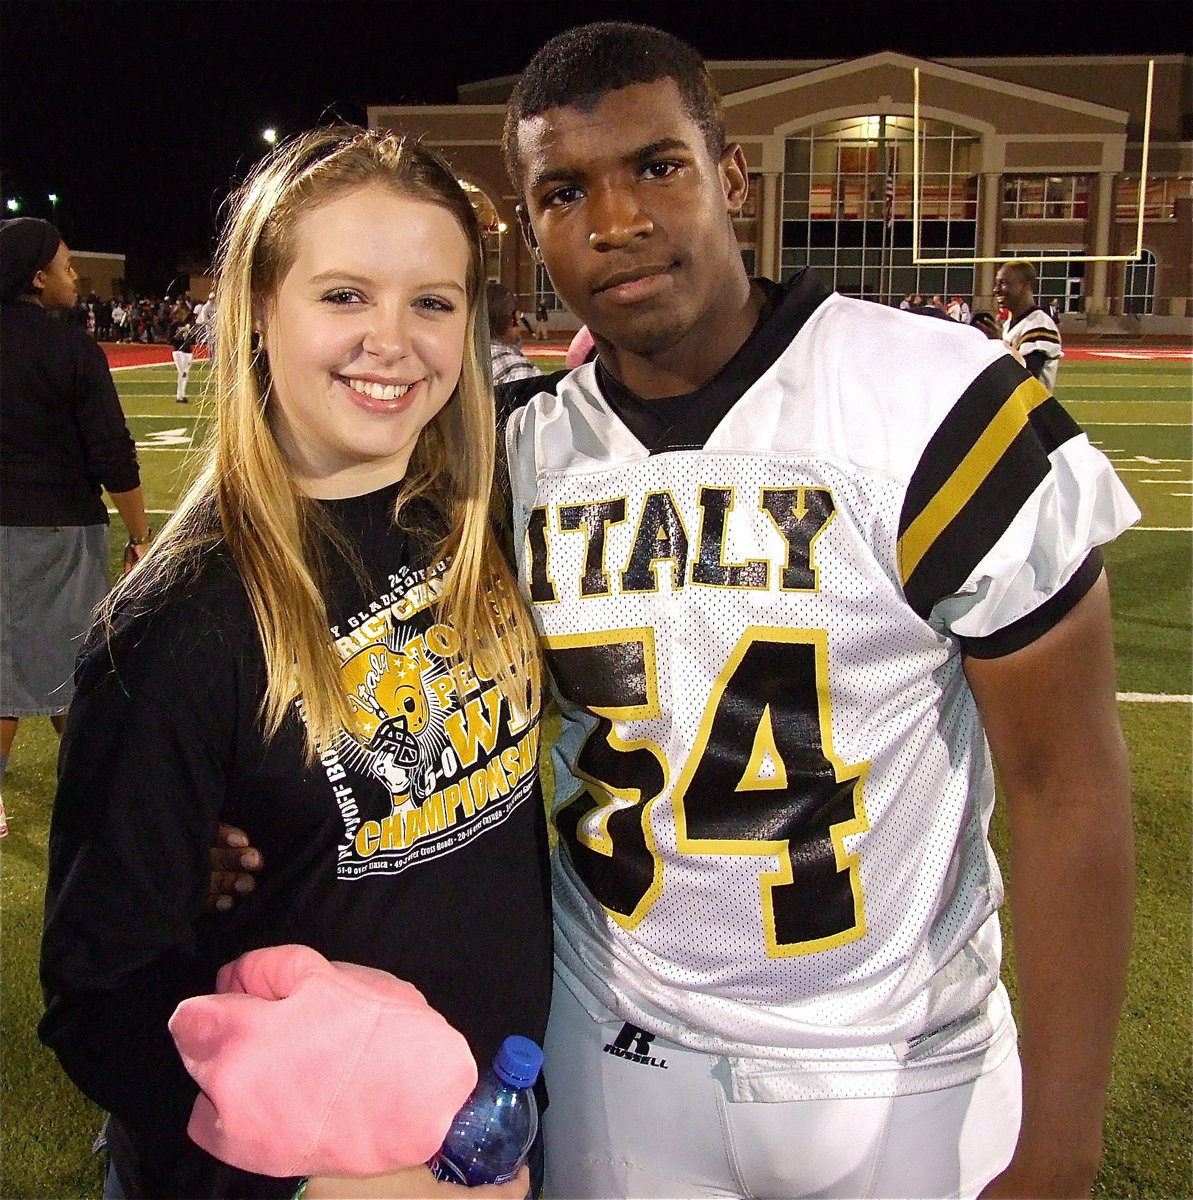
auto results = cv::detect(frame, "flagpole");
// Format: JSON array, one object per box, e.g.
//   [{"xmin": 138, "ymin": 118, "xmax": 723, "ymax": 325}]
[{"xmin": 878, "ymin": 113, "xmax": 888, "ymax": 304}]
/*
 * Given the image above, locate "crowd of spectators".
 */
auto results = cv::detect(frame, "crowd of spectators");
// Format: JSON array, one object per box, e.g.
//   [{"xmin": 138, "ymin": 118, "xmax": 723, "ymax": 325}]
[{"xmin": 67, "ymin": 292, "xmax": 216, "ymax": 347}]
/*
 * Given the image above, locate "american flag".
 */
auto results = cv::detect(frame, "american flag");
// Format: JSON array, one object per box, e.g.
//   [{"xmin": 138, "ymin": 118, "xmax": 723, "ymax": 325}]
[{"xmin": 884, "ymin": 151, "xmax": 897, "ymax": 229}]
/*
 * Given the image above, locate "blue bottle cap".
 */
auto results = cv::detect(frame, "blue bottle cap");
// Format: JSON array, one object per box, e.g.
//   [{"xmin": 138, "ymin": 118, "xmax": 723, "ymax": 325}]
[{"xmin": 492, "ymin": 1035, "xmax": 543, "ymax": 1089}]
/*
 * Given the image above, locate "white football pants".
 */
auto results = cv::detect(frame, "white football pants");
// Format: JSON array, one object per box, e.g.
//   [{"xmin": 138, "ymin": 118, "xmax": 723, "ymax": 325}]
[
  {"xmin": 543, "ymin": 965, "xmax": 1021, "ymax": 1199},
  {"xmin": 173, "ymin": 350, "xmax": 193, "ymax": 400}
]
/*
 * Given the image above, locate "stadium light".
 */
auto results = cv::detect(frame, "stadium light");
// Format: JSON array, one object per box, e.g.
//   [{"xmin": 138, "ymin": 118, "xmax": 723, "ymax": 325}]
[
  {"xmin": 48, "ymin": 193, "xmax": 59, "ymax": 220},
  {"xmin": 262, "ymin": 127, "xmax": 278, "ymax": 146},
  {"xmin": 5, "ymin": 197, "xmax": 20, "ymax": 213},
  {"xmin": 910, "ymin": 60, "xmax": 1156, "ymax": 266}
]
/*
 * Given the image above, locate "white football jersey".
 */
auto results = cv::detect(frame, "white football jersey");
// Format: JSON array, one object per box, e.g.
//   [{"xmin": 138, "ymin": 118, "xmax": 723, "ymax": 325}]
[
  {"xmin": 1003, "ymin": 305, "xmax": 1063, "ymax": 392},
  {"xmin": 505, "ymin": 274, "xmax": 1137, "ymax": 1098}
]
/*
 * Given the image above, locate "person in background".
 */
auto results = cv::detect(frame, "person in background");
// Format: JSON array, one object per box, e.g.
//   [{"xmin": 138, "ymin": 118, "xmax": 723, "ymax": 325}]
[
  {"xmin": 486, "ymin": 280, "xmax": 541, "ymax": 386},
  {"xmin": 196, "ymin": 292, "xmax": 218, "ymax": 358},
  {"xmin": 169, "ymin": 313, "xmax": 200, "ymax": 403},
  {"xmin": 153, "ymin": 299, "xmax": 172, "ymax": 343},
  {"xmin": 994, "ymin": 260, "xmax": 1063, "ymax": 392},
  {"xmin": 110, "ymin": 298, "xmax": 129, "ymax": 341},
  {"xmin": 970, "ymin": 310, "xmax": 1001, "ymax": 340},
  {"xmin": 38, "ymin": 127, "xmax": 549, "ymax": 1200},
  {"xmin": 534, "ymin": 298, "xmax": 549, "ymax": 340},
  {"xmin": 95, "ymin": 295, "xmax": 113, "ymax": 341},
  {"xmin": 0, "ymin": 218, "xmax": 150, "ymax": 821},
  {"xmin": 909, "ymin": 293, "xmax": 953, "ymax": 321}
]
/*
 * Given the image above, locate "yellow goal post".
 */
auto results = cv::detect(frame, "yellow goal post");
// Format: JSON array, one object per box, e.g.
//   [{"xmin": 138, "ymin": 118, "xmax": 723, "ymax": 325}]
[{"xmin": 910, "ymin": 60, "xmax": 1154, "ymax": 266}]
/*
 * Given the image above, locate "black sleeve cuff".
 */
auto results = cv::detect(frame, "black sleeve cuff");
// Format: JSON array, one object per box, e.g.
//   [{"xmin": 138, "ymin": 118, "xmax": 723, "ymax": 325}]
[
  {"xmin": 102, "ymin": 465, "xmax": 142, "ymax": 495},
  {"xmin": 960, "ymin": 548, "xmax": 1103, "ymax": 660},
  {"xmin": 1022, "ymin": 349, "xmax": 1050, "ymax": 381}
]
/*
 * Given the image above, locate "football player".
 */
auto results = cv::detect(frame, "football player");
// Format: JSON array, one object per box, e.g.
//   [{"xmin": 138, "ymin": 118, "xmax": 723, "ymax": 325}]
[
  {"xmin": 995, "ymin": 259, "xmax": 1064, "ymax": 392},
  {"xmin": 499, "ymin": 22, "xmax": 1135, "ymax": 1200}
]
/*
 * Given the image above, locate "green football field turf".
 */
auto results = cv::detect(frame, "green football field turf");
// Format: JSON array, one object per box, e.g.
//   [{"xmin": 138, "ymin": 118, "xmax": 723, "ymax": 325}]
[{"xmin": 2, "ymin": 353, "xmax": 1190, "ymax": 1198}]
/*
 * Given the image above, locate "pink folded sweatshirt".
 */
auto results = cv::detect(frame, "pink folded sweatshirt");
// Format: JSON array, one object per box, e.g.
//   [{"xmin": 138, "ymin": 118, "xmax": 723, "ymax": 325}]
[{"xmin": 169, "ymin": 944, "xmax": 477, "ymax": 1178}]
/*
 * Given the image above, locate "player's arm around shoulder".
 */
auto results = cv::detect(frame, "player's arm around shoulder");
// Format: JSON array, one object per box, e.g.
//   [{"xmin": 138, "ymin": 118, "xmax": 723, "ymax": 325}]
[{"xmin": 963, "ymin": 570, "xmax": 1133, "ymax": 1199}]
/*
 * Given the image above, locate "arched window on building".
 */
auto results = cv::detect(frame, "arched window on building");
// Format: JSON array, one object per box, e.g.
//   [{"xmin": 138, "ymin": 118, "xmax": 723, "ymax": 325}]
[
  {"xmin": 781, "ymin": 115, "xmax": 978, "ymax": 305},
  {"xmin": 1122, "ymin": 249, "xmax": 1157, "ymax": 315},
  {"xmin": 457, "ymin": 179, "xmax": 506, "ymax": 281}
]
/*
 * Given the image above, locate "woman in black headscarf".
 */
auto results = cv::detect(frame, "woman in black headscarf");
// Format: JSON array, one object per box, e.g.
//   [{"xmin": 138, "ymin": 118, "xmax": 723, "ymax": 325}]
[{"xmin": 0, "ymin": 218, "xmax": 151, "ymax": 821}]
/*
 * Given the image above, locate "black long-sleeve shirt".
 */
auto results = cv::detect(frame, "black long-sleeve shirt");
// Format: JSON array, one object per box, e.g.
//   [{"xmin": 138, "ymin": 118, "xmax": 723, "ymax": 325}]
[
  {"xmin": 0, "ymin": 299, "xmax": 140, "ymax": 525},
  {"xmin": 40, "ymin": 487, "xmax": 552, "ymax": 1198}
]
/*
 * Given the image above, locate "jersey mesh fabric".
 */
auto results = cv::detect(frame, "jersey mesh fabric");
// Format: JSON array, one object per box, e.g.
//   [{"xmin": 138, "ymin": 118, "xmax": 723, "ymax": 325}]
[
  {"xmin": 1002, "ymin": 306, "xmax": 1062, "ymax": 392},
  {"xmin": 506, "ymin": 285, "xmax": 1136, "ymax": 1099}
]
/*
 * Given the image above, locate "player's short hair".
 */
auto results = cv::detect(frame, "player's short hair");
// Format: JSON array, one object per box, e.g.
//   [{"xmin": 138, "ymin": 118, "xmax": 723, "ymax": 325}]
[
  {"xmin": 485, "ymin": 280, "xmax": 518, "ymax": 340},
  {"xmin": 1002, "ymin": 259, "xmax": 1038, "ymax": 289},
  {"xmin": 502, "ymin": 22, "xmax": 726, "ymax": 191}
]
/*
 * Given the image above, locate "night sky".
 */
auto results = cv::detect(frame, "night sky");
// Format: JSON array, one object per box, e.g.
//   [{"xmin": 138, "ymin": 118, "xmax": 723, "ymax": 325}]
[{"xmin": 4, "ymin": 0, "xmax": 1190, "ymax": 293}]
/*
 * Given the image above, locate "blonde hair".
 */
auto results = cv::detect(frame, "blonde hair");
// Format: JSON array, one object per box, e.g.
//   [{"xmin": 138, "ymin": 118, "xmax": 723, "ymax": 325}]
[{"xmin": 115, "ymin": 126, "xmax": 540, "ymax": 759}]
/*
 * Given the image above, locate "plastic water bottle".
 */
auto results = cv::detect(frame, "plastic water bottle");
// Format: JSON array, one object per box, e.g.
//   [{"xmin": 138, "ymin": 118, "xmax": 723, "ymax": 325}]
[{"xmin": 428, "ymin": 1035, "xmax": 543, "ymax": 1186}]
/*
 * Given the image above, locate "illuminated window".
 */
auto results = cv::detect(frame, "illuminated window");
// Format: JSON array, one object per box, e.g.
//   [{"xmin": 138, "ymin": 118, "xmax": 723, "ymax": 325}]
[
  {"xmin": 458, "ymin": 179, "xmax": 506, "ymax": 281},
  {"xmin": 1002, "ymin": 176, "xmax": 1089, "ymax": 220},
  {"xmin": 1122, "ymin": 250, "xmax": 1156, "ymax": 314},
  {"xmin": 1115, "ymin": 177, "xmax": 1193, "ymax": 220},
  {"xmin": 782, "ymin": 115, "xmax": 978, "ymax": 303}
]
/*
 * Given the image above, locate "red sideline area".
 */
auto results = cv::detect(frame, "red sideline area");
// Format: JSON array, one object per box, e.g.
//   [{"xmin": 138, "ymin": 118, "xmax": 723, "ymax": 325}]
[
  {"xmin": 103, "ymin": 340, "xmax": 1190, "ymax": 371},
  {"xmin": 1066, "ymin": 346, "xmax": 1192, "ymax": 361},
  {"xmin": 104, "ymin": 343, "xmax": 210, "ymax": 369}
]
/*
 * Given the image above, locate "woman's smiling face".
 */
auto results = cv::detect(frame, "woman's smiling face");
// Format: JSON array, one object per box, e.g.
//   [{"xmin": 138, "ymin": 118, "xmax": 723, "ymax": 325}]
[{"xmin": 261, "ymin": 183, "xmax": 471, "ymax": 499}]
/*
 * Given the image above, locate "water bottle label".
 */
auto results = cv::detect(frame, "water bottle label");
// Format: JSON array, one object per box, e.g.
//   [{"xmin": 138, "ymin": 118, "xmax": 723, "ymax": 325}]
[
  {"xmin": 428, "ymin": 1155, "xmax": 467, "ymax": 1184},
  {"xmin": 428, "ymin": 1155, "xmax": 517, "ymax": 1186}
]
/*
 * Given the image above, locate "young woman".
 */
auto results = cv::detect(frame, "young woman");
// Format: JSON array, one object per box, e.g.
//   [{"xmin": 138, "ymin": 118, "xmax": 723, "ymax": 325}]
[{"xmin": 39, "ymin": 127, "xmax": 551, "ymax": 1200}]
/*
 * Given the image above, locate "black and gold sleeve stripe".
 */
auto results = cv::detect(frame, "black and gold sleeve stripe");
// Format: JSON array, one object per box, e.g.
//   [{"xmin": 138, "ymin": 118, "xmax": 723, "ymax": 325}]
[
  {"xmin": 898, "ymin": 355, "xmax": 1083, "ymax": 620},
  {"xmin": 1013, "ymin": 327, "xmax": 1062, "ymax": 350}
]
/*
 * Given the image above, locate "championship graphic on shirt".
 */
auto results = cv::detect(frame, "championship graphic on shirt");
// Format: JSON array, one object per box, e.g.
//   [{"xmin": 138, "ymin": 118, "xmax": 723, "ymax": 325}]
[{"xmin": 315, "ymin": 559, "xmax": 539, "ymax": 879}]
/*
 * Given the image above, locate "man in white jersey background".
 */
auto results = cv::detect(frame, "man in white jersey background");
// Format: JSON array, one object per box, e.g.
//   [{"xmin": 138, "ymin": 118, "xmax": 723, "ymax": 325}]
[
  {"xmin": 995, "ymin": 259, "xmax": 1064, "ymax": 392},
  {"xmin": 213, "ymin": 22, "xmax": 1135, "ymax": 1199},
  {"xmin": 498, "ymin": 23, "xmax": 1135, "ymax": 1200}
]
